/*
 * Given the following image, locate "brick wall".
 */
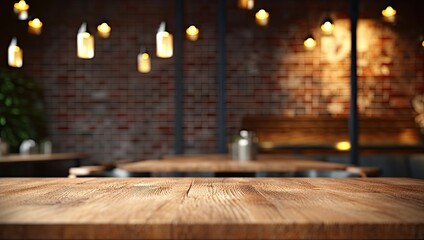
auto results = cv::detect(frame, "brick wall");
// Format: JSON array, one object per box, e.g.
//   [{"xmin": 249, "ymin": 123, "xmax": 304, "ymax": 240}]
[{"xmin": 1, "ymin": 0, "xmax": 423, "ymax": 163}]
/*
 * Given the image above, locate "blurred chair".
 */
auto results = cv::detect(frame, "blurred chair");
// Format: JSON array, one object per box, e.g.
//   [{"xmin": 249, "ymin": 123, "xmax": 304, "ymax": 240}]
[
  {"xmin": 294, "ymin": 170, "xmax": 362, "ymax": 178},
  {"xmin": 69, "ymin": 165, "xmax": 148, "ymax": 178}
]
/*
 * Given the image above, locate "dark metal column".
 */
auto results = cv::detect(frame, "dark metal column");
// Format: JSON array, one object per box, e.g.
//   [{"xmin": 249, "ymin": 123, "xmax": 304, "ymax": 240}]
[
  {"xmin": 349, "ymin": 0, "xmax": 359, "ymax": 165},
  {"xmin": 217, "ymin": 0, "xmax": 227, "ymax": 153},
  {"xmin": 175, "ymin": 0, "xmax": 184, "ymax": 154}
]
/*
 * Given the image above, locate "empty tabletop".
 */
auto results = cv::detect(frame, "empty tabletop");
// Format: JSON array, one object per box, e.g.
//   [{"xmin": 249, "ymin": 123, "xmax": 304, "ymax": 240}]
[
  {"xmin": 0, "ymin": 152, "xmax": 88, "ymax": 163},
  {"xmin": 118, "ymin": 154, "xmax": 348, "ymax": 173},
  {"xmin": 0, "ymin": 178, "xmax": 423, "ymax": 239}
]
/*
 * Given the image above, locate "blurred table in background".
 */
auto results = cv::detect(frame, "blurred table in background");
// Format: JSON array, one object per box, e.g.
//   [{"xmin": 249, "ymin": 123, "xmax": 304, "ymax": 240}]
[
  {"xmin": 118, "ymin": 154, "xmax": 350, "ymax": 177},
  {"xmin": 0, "ymin": 152, "xmax": 88, "ymax": 177}
]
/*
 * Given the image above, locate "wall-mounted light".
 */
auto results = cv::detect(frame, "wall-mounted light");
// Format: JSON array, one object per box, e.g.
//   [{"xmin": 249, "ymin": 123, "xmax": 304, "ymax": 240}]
[
  {"xmin": 382, "ymin": 5, "xmax": 396, "ymax": 23},
  {"xmin": 255, "ymin": 9, "xmax": 269, "ymax": 26},
  {"xmin": 238, "ymin": 0, "xmax": 254, "ymax": 10},
  {"xmin": 320, "ymin": 17, "xmax": 334, "ymax": 35},
  {"xmin": 303, "ymin": 34, "xmax": 317, "ymax": 50},
  {"xmin": 8, "ymin": 37, "xmax": 23, "ymax": 68},
  {"xmin": 156, "ymin": 21, "xmax": 173, "ymax": 58},
  {"xmin": 77, "ymin": 22, "xmax": 94, "ymax": 59},
  {"xmin": 186, "ymin": 25, "xmax": 199, "ymax": 41},
  {"xmin": 137, "ymin": 48, "xmax": 151, "ymax": 73},
  {"xmin": 28, "ymin": 18, "xmax": 43, "ymax": 35},
  {"xmin": 13, "ymin": 0, "xmax": 29, "ymax": 20},
  {"xmin": 97, "ymin": 21, "xmax": 111, "ymax": 38}
]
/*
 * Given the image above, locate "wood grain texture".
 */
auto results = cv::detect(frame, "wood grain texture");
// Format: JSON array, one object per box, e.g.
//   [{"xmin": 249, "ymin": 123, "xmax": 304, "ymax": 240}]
[
  {"xmin": 0, "ymin": 178, "xmax": 423, "ymax": 239},
  {"xmin": 0, "ymin": 152, "xmax": 88, "ymax": 163},
  {"xmin": 118, "ymin": 154, "xmax": 348, "ymax": 173}
]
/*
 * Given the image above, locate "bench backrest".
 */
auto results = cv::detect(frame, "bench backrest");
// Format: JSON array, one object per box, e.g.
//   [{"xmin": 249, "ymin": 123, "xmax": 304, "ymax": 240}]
[{"xmin": 241, "ymin": 116, "xmax": 422, "ymax": 145}]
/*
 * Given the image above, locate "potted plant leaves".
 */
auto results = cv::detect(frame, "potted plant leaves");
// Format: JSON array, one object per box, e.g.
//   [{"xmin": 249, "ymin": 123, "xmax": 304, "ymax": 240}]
[{"xmin": 0, "ymin": 69, "xmax": 47, "ymax": 153}]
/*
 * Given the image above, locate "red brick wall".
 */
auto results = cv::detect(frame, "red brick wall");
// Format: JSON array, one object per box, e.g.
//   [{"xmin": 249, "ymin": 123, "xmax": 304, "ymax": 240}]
[{"xmin": 1, "ymin": 0, "xmax": 423, "ymax": 163}]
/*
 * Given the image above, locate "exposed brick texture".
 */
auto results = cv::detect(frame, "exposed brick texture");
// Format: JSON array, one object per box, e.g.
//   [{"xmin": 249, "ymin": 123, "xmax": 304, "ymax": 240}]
[{"xmin": 1, "ymin": 0, "xmax": 423, "ymax": 163}]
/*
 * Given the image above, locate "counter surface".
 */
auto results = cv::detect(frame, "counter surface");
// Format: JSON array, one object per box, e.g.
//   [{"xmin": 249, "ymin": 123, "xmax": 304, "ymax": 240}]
[{"xmin": 1, "ymin": 178, "xmax": 423, "ymax": 239}]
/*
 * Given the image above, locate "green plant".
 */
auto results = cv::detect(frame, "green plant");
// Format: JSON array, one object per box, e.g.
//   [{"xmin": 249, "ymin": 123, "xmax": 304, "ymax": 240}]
[{"xmin": 0, "ymin": 69, "xmax": 47, "ymax": 153}]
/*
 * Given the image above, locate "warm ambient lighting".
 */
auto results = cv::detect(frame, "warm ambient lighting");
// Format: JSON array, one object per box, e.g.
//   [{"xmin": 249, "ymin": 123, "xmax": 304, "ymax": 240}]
[
  {"xmin": 156, "ymin": 21, "xmax": 173, "ymax": 58},
  {"xmin": 137, "ymin": 49, "xmax": 151, "ymax": 73},
  {"xmin": 97, "ymin": 22, "xmax": 111, "ymax": 38},
  {"xmin": 335, "ymin": 141, "xmax": 351, "ymax": 151},
  {"xmin": 303, "ymin": 35, "xmax": 316, "ymax": 50},
  {"xmin": 14, "ymin": 0, "xmax": 29, "ymax": 20},
  {"xmin": 255, "ymin": 9, "xmax": 269, "ymax": 26},
  {"xmin": 186, "ymin": 25, "xmax": 199, "ymax": 41},
  {"xmin": 320, "ymin": 17, "xmax": 334, "ymax": 35},
  {"xmin": 382, "ymin": 6, "xmax": 396, "ymax": 22},
  {"xmin": 238, "ymin": 0, "xmax": 254, "ymax": 10},
  {"xmin": 77, "ymin": 22, "xmax": 94, "ymax": 59},
  {"xmin": 422, "ymin": 39, "xmax": 424, "ymax": 48},
  {"xmin": 8, "ymin": 37, "xmax": 23, "ymax": 68},
  {"xmin": 28, "ymin": 18, "xmax": 43, "ymax": 35}
]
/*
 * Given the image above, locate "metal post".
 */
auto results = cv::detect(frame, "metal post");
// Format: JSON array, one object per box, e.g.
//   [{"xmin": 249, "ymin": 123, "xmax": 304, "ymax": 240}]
[
  {"xmin": 217, "ymin": 0, "xmax": 227, "ymax": 153},
  {"xmin": 349, "ymin": 0, "xmax": 359, "ymax": 165},
  {"xmin": 175, "ymin": 0, "xmax": 184, "ymax": 154}
]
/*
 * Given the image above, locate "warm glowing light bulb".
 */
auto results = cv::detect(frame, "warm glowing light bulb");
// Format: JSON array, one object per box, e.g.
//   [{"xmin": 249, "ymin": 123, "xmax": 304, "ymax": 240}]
[
  {"xmin": 238, "ymin": 0, "xmax": 254, "ymax": 10},
  {"xmin": 422, "ymin": 40, "xmax": 424, "ymax": 48},
  {"xmin": 156, "ymin": 21, "xmax": 173, "ymax": 58},
  {"xmin": 303, "ymin": 36, "xmax": 316, "ymax": 50},
  {"xmin": 382, "ymin": 6, "xmax": 396, "ymax": 23},
  {"xmin": 321, "ymin": 20, "xmax": 334, "ymax": 34},
  {"xmin": 382, "ymin": 6, "xmax": 396, "ymax": 17},
  {"xmin": 335, "ymin": 141, "xmax": 351, "ymax": 151},
  {"xmin": 137, "ymin": 51, "xmax": 151, "ymax": 73},
  {"xmin": 14, "ymin": 0, "xmax": 29, "ymax": 13},
  {"xmin": 255, "ymin": 9, "xmax": 269, "ymax": 26},
  {"xmin": 14, "ymin": 0, "xmax": 29, "ymax": 20},
  {"xmin": 8, "ymin": 37, "xmax": 23, "ymax": 68},
  {"xmin": 97, "ymin": 22, "xmax": 111, "ymax": 38},
  {"xmin": 28, "ymin": 18, "xmax": 43, "ymax": 35},
  {"xmin": 186, "ymin": 25, "xmax": 199, "ymax": 41},
  {"xmin": 77, "ymin": 22, "xmax": 95, "ymax": 59}
]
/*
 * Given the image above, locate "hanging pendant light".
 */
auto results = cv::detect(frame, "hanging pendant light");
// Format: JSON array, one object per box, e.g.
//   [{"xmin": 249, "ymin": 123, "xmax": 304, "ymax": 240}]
[
  {"xmin": 382, "ymin": 5, "xmax": 396, "ymax": 23},
  {"xmin": 303, "ymin": 34, "xmax": 317, "ymax": 50},
  {"xmin": 13, "ymin": 0, "xmax": 29, "ymax": 20},
  {"xmin": 137, "ymin": 48, "xmax": 151, "ymax": 73},
  {"xmin": 77, "ymin": 22, "xmax": 94, "ymax": 59},
  {"xmin": 238, "ymin": 0, "xmax": 254, "ymax": 10},
  {"xmin": 255, "ymin": 9, "xmax": 269, "ymax": 26},
  {"xmin": 320, "ymin": 17, "xmax": 334, "ymax": 35},
  {"xmin": 156, "ymin": 21, "xmax": 173, "ymax": 58},
  {"xmin": 28, "ymin": 18, "xmax": 43, "ymax": 35},
  {"xmin": 97, "ymin": 21, "xmax": 111, "ymax": 38},
  {"xmin": 186, "ymin": 25, "xmax": 199, "ymax": 41},
  {"xmin": 8, "ymin": 37, "xmax": 23, "ymax": 68}
]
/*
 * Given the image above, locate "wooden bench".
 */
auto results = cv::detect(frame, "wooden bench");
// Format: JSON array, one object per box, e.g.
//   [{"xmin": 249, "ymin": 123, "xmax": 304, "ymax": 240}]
[{"xmin": 241, "ymin": 115, "xmax": 424, "ymax": 154}]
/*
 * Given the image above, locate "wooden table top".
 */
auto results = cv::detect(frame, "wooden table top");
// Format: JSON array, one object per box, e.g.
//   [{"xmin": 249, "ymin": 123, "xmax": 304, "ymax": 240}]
[
  {"xmin": 0, "ymin": 178, "xmax": 423, "ymax": 239},
  {"xmin": 118, "ymin": 154, "xmax": 348, "ymax": 173},
  {"xmin": 0, "ymin": 152, "xmax": 88, "ymax": 163}
]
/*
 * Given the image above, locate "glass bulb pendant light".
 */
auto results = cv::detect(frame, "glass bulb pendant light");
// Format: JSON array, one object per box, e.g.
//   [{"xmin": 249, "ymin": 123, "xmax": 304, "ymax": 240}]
[
  {"xmin": 97, "ymin": 21, "xmax": 111, "ymax": 38},
  {"xmin": 320, "ymin": 17, "xmax": 334, "ymax": 35},
  {"xmin": 186, "ymin": 25, "xmax": 199, "ymax": 41},
  {"xmin": 8, "ymin": 37, "xmax": 23, "ymax": 68},
  {"xmin": 382, "ymin": 5, "xmax": 396, "ymax": 23},
  {"xmin": 28, "ymin": 18, "xmax": 43, "ymax": 35},
  {"xmin": 77, "ymin": 22, "xmax": 94, "ymax": 59},
  {"xmin": 255, "ymin": 9, "xmax": 269, "ymax": 26},
  {"xmin": 303, "ymin": 34, "xmax": 317, "ymax": 50},
  {"xmin": 137, "ymin": 48, "xmax": 151, "ymax": 73},
  {"xmin": 238, "ymin": 0, "xmax": 254, "ymax": 10},
  {"xmin": 156, "ymin": 21, "xmax": 173, "ymax": 58},
  {"xmin": 14, "ymin": 0, "xmax": 29, "ymax": 20}
]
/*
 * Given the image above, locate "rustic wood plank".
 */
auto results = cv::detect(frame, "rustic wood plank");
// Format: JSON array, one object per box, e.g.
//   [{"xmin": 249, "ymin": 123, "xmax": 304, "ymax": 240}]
[{"xmin": 0, "ymin": 178, "xmax": 423, "ymax": 239}]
